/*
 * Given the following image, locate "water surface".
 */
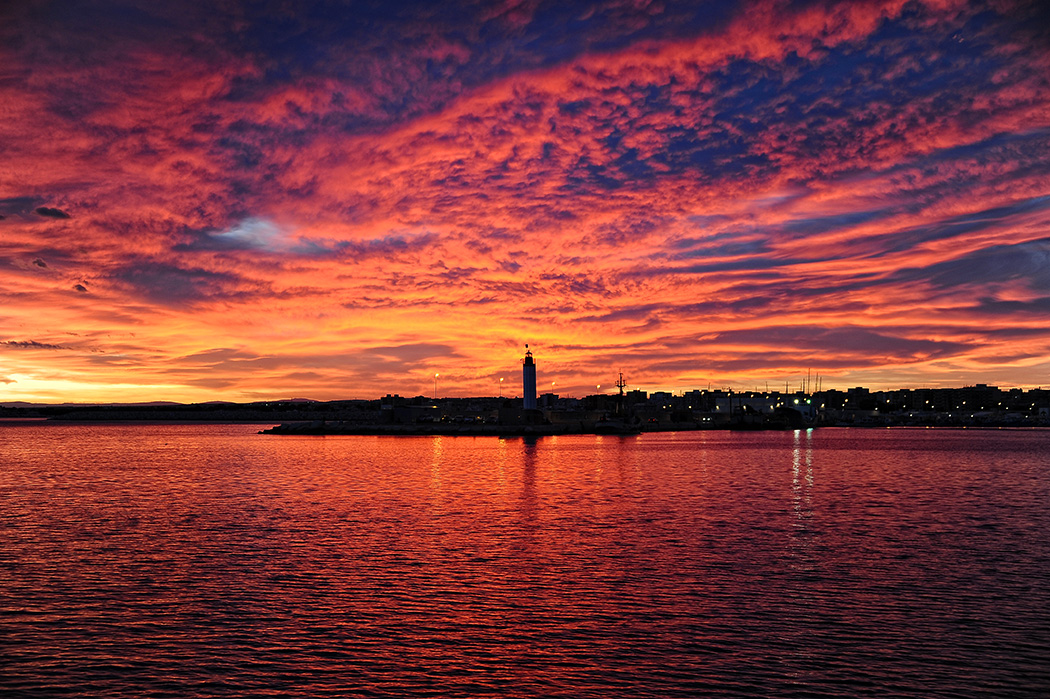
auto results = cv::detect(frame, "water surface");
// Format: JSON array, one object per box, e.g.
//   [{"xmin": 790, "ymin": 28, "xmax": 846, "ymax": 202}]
[{"xmin": 2, "ymin": 425, "xmax": 1048, "ymax": 697}]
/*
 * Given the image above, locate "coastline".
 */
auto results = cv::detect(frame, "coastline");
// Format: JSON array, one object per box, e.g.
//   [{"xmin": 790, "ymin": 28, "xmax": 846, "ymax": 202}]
[
  {"xmin": 259, "ymin": 421, "xmax": 1050, "ymax": 436},
  {"xmin": 259, "ymin": 421, "xmax": 650, "ymax": 436}
]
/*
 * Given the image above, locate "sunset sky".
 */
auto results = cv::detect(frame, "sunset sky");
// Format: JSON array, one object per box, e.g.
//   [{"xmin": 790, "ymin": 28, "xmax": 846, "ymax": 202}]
[{"xmin": 2, "ymin": 0, "xmax": 1049, "ymax": 402}]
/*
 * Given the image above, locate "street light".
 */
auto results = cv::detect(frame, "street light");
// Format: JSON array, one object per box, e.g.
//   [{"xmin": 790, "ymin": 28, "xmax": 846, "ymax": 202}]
[
  {"xmin": 499, "ymin": 377, "xmax": 504, "ymax": 397},
  {"xmin": 434, "ymin": 373, "xmax": 439, "ymax": 397}
]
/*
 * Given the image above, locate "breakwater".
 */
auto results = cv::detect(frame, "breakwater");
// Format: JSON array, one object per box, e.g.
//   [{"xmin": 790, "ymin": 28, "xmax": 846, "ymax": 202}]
[{"xmin": 260, "ymin": 420, "xmax": 647, "ymax": 436}]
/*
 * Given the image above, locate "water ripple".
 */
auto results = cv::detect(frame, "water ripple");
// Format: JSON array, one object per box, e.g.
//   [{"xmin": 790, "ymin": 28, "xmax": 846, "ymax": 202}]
[{"xmin": 1, "ymin": 425, "xmax": 1049, "ymax": 697}]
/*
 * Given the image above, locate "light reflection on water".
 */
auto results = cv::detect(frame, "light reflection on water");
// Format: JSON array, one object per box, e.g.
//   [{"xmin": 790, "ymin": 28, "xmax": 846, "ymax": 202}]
[{"xmin": 1, "ymin": 424, "xmax": 1049, "ymax": 698}]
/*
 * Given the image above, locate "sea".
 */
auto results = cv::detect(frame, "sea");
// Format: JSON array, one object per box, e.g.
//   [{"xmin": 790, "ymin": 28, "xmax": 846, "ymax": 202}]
[{"xmin": 1, "ymin": 423, "xmax": 1048, "ymax": 698}]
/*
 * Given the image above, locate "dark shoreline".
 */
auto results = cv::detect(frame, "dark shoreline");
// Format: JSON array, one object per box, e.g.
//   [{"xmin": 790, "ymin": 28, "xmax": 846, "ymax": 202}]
[
  {"xmin": 2, "ymin": 418, "xmax": 1045, "ymax": 433},
  {"xmin": 259, "ymin": 421, "xmax": 651, "ymax": 436},
  {"xmin": 260, "ymin": 422, "xmax": 1050, "ymax": 436}
]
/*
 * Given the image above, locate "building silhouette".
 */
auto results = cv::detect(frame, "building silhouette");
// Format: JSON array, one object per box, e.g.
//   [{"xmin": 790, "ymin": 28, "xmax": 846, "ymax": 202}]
[{"xmin": 522, "ymin": 344, "xmax": 537, "ymax": 410}]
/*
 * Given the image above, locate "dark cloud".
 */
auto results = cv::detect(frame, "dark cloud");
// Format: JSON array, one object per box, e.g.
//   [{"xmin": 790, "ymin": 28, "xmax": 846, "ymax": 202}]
[
  {"xmin": 176, "ymin": 347, "xmax": 274, "ymax": 367},
  {"xmin": 520, "ymin": 5, "xmax": 1050, "ymax": 207},
  {"xmin": 284, "ymin": 371, "xmax": 327, "ymax": 382},
  {"xmin": 0, "ymin": 197, "xmax": 40, "ymax": 215},
  {"xmin": 340, "ymin": 234, "xmax": 439, "ymax": 261},
  {"xmin": 214, "ymin": 0, "xmax": 749, "ymax": 132},
  {"xmin": 969, "ymin": 325, "xmax": 1050, "ymax": 340},
  {"xmin": 367, "ymin": 343, "xmax": 458, "ymax": 363},
  {"xmin": 538, "ymin": 272, "xmax": 609, "ymax": 297},
  {"xmin": 35, "ymin": 206, "xmax": 71, "ymax": 219},
  {"xmin": 972, "ymin": 296, "xmax": 1050, "ymax": 315},
  {"xmin": 109, "ymin": 261, "xmax": 257, "ymax": 306},
  {"xmin": 712, "ymin": 326, "xmax": 971, "ymax": 359},
  {"xmin": 893, "ymin": 236, "xmax": 1050, "ymax": 291},
  {"xmin": 671, "ymin": 235, "xmax": 775, "ymax": 261},
  {"xmin": 74, "ymin": 283, "xmax": 88, "ymax": 292},
  {"xmin": 864, "ymin": 195, "xmax": 1050, "ymax": 260},
  {"xmin": 676, "ymin": 256, "xmax": 814, "ymax": 275},
  {"xmin": 33, "ymin": 258, "xmax": 47, "ymax": 268},
  {"xmin": 645, "ymin": 352, "xmax": 866, "ymax": 374},
  {"xmin": 1, "ymin": 339, "xmax": 69, "ymax": 350},
  {"xmin": 577, "ymin": 303, "xmax": 660, "ymax": 324},
  {"xmin": 778, "ymin": 208, "xmax": 897, "ymax": 238}
]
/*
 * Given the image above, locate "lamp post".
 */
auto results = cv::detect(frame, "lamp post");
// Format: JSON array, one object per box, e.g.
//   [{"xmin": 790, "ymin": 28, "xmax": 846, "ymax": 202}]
[
  {"xmin": 499, "ymin": 377, "xmax": 503, "ymax": 398},
  {"xmin": 434, "ymin": 373, "xmax": 439, "ymax": 398}
]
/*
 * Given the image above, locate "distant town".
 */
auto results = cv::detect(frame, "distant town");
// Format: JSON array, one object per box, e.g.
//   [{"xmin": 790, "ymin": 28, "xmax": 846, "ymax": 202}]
[
  {"xmin": 4, "ymin": 382, "xmax": 1049, "ymax": 432},
  {"xmin": 3, "ymin": 343, "xmax": 1047, "ymax": 433}
]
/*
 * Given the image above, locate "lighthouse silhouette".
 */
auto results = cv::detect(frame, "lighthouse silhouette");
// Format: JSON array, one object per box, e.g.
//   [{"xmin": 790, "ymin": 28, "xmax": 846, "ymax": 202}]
[{"xmin": 522, "ymin": 344, "xmax": 537, "ymax": 410}]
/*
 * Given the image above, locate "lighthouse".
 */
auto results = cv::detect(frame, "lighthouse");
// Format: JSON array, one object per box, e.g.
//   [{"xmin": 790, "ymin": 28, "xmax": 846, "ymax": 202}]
[{"xmin": 522, "ymin": 344, "xmax": 537, "ymax": 410}]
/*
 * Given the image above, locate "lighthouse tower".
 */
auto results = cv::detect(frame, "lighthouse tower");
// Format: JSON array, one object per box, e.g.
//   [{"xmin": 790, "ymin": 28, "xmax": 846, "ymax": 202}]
[{"xmin": 522, "ymin": 344, "xmax": 537, "ymax": 410}]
